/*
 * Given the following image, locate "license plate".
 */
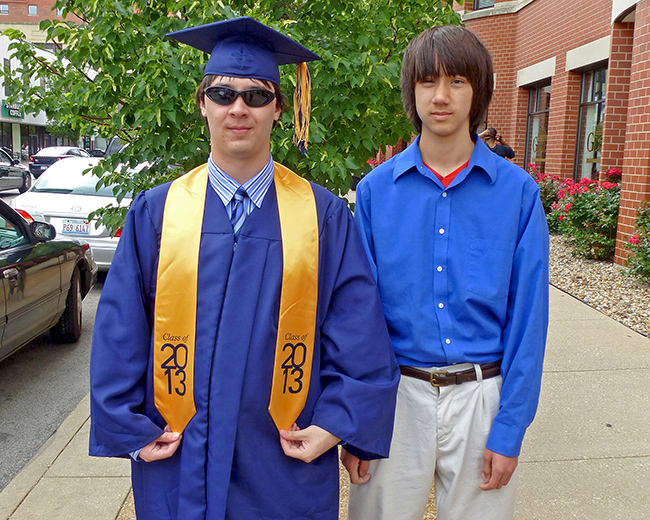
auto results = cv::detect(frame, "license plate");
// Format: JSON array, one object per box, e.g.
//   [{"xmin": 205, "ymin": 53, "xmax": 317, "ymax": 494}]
[{"xmin": 61, "ymin": 219, "xmax": 90, "ymax": 234}]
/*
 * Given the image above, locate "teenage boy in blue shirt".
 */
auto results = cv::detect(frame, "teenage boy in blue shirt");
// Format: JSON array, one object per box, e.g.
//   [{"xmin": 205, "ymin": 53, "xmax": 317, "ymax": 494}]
[{"xmin": 342, "ymin": 25, "xmax": 549, "ymax": 520}]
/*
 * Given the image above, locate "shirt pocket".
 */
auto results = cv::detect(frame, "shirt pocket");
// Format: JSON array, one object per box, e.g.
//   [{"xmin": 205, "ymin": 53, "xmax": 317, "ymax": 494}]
[{"xmin": 467, "ymin": 238, "xmax": 516, "ymax": 301}]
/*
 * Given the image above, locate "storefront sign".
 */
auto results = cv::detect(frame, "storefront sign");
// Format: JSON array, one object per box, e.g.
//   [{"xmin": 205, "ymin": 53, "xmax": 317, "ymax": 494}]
[{"xmin": 2, "ymin": 101, "xmax": 24, "ymax": 118}]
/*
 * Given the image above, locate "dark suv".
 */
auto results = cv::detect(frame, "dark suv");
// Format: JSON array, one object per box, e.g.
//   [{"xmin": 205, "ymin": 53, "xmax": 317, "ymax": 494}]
[{"xmin": 29, "ymin": 146, "xmax": 90, "ymax": 178}]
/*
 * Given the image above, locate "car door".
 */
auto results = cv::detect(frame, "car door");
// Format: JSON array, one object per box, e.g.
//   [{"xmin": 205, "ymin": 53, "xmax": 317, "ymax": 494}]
[
  {"xmin": 0, "ymin": 149, "xmax": 15, "ymax": 191},
  {"xmin": 0, "ymin": 207, "xmax": 62, "ymax": 358},
  {"xmin": 4, "ymin": 149, "xmax": 25, "ymax": 190}
]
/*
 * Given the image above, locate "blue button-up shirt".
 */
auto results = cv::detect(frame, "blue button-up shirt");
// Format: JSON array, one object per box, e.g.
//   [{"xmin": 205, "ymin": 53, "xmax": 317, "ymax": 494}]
[
  {"xmin": 207, "ymin": 153, "xmax": 274, "ymax": 217},
  {"xmin": 354, "ymin": 137, "xmax": 549, "ymax": 456}
]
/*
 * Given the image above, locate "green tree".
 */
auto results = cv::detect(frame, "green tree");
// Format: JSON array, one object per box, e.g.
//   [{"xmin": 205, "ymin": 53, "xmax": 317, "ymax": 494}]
[
  {"xmin": 2, "ymin": 0, "xmax": 460, "ymax": 226},
  {"xmin": 45, "ymin": 120, "xmax": 80, "ymax": 142}
]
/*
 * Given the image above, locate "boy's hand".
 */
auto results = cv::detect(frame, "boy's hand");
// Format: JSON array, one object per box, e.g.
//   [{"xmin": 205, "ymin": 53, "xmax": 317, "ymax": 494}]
[
  {"xmin": 279, "ymin": 423, "xmax": 340, "ymax": 463},
  {"xmin": 139, "ymin": 425, "xmax": 182, "ymax": 462},
  {"xmin": 341, "ymin": 448, "xmax": 371, "ymax": 484},
  {"xmin": 479, "ymin": 448, "xmax": 518, "ymax": 490}
]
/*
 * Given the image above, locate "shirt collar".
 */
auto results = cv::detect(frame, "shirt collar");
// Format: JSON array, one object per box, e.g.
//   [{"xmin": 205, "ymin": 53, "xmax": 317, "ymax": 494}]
[
  {"xmin": 207, "ymin": 154, "xmax": 275, "ymax": 209},
  {"xmin": 393, "ymin": 135, "xmax": 498, "ymax": 186}
]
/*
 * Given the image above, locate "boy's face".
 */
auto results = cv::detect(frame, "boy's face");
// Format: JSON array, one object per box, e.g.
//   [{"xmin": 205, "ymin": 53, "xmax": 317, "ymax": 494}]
[
  {"xmin": 200, "ymin": 76, "xmax": 281, "ymax": 166},
  {"xmin": 414, "ymin": 74, "xmax": 473, "ymax": 141}
]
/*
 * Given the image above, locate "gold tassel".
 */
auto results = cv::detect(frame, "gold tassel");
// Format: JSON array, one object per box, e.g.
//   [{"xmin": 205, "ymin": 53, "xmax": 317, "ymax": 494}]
[{"xmin": 293, "ymin": 62, "xmax": 311, "ymax": 155}]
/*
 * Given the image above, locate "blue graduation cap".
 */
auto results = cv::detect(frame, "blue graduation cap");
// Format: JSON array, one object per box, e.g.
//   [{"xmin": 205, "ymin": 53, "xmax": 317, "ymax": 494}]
[{"xmin": 167, "ymin": 17, "xmax": 321, "ymax": 154}]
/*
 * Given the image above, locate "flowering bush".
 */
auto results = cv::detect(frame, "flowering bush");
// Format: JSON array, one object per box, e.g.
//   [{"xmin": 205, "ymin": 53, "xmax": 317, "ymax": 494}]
[
  {"xmin": 366, "ymin": 157, "xmax": 385, "ymax": 168},
  {"xmin": 528, "ymin": 163, "xmax": 566, "ymax": 232},
  {"xmin": 604, "ymin": 167, "xmax": 622, "ymax": 184},
  {"xmin": 528, "ymin": 164, "xmax": 562, "ymax": 213},
  {"xmin": 625, "ymin": 202, "xmax": 650, "ymax": 283},
  {"xmin": 550, "ymin": 177, "xmax": 620, "ymax": 260}
]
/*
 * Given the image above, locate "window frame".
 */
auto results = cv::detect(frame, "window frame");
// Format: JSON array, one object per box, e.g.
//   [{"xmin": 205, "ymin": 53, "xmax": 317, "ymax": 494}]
[
  {"xmin": 524, "ymin": 83, "xmax": 552, "ymax": 173},
  {"xmin": 474, "ymin": 0, "xmax": 496, "ymax": 9},
  {"xmin": 574, "ymin": 66, "xmax": 607, "ymax": 180}
]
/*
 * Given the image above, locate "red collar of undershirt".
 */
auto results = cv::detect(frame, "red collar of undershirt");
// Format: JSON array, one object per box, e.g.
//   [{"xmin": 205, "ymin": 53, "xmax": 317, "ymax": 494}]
[{"xmin": 423, "ymin": 159, "xmax": 470, "ymax": 188}]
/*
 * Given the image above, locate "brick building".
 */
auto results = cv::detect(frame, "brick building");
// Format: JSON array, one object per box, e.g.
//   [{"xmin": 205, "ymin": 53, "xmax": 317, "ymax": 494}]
[
  {"xmin": 457, "ymin": 0, "xmax": 650, "ymax": 264},
  {"xmin": 0, "ymin": 0, "xmax": 75, "ymax": 45}
]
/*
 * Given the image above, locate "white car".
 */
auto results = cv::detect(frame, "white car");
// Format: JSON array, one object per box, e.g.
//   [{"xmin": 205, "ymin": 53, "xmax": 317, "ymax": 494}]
[{"xmin": 11, "ymin": 157, "xmax": 132, "ymax": 271}]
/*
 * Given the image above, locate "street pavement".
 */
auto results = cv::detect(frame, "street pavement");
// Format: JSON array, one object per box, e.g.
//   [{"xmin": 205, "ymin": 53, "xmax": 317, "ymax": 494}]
[{"xmin": 0, "ymin": 285, "xmax": 649, "ymax": 519}]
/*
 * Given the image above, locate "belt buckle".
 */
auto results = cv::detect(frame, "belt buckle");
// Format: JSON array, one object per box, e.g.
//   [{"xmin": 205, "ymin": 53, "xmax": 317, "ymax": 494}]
[{"xmin": 429, "ymin": 370, "xmax": 449, "ymax": 387}]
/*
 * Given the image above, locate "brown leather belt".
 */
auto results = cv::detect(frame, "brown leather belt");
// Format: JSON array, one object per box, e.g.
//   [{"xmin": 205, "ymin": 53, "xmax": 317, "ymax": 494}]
[{"xmin": 399, "ymin": 361, "xmax": 501, "ymax": 387}]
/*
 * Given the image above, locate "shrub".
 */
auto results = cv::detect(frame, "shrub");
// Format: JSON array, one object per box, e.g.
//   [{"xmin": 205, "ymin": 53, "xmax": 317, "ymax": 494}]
[
  {"xmin": 625, "ymin": 202, "xmax": 650, "ymax": 283},
  {"xmin": 550, "ymin": 178, "xmax": 620, "ymax": 260},
  {"xmin": 604, "ymin": 167, "xmax": 622, "ymax": 184},
  {"xmin": 528, "ymin": 163, "xmax": 565, "ymax": 232}
]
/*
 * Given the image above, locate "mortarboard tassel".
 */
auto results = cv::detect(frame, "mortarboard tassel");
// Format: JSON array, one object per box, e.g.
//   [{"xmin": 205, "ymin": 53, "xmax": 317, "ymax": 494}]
[{"xmin": 293, "ymin": 62, "xmax": 311, "ymax": 155}]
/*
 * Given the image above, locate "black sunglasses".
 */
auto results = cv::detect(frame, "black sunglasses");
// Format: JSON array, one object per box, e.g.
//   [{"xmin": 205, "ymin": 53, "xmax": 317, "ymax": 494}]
[{"xmin": 204, "ymin": 86, "xmax": 276, "ymax": 108}]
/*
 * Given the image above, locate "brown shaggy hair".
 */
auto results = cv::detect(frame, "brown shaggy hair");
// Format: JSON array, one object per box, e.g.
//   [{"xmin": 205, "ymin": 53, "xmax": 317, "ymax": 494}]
[{"xmin": 400, "ymin": 25, "xmax": 494, "ymax": 138}]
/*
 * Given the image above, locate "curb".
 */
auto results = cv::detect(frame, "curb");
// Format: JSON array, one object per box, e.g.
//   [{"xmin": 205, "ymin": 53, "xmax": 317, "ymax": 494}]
[{"xmin": 0, "ymin": 394, "xmax": 90, "ymax": 519}]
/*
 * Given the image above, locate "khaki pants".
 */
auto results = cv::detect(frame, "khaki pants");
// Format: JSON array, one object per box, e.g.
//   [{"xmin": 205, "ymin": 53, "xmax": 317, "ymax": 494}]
[{"xmin": 348, "ymin": 367, "xmax": 518, "ymax": 520}]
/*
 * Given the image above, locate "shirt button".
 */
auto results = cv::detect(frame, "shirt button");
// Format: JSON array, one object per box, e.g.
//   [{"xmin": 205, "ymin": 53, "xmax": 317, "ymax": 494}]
[
  {"xmin": 439, "ymin": 228, "xmax": 445, "ymax": 235},
  {"xmin": 442, "ymin": 192, "xmax": 448, "ymax": 198},
  {"xmin": 445, "ymin": 339, "xmax": 451, "ymax": 344},
  {"xmin": 438, "ymin": 303, "xmax": 444, "ymax": 308},
  {"xmin": 437, "ymin": 266, "xmax": 443, "ymax": 272}
]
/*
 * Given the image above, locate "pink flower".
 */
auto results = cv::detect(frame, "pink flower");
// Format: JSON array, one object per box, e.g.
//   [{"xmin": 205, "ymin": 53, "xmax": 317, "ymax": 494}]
[
  {"xmin": 628, "ymin": 234, "xmax": 641, "ymax": 245},
  {"xmin": 564, "ymin": 203, "xmax": 572, "ymax": 212},
  {"xmin": 559, "ymin": 215, "xmax": 564, "ymax": 221}
]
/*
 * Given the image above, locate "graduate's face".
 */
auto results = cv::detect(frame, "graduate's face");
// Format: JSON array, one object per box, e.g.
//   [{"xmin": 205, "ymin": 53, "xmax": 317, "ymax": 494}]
[
  {"xmin": 415, "ymin": 74, "xmax": 473, "ymax": 141},
  {"xmin": 200, "ymin": 76, "xmax": 281, "ymax": 167}
]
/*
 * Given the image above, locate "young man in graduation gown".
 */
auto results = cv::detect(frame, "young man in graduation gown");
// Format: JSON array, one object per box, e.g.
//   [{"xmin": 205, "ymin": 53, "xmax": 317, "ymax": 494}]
[
  {"xmin": 89, "ymin": 17, "xmax": 399, "ymax": 520},
  {"xmin": 342, "ymin": 26, "xmax": 549, "ymax": 520}
]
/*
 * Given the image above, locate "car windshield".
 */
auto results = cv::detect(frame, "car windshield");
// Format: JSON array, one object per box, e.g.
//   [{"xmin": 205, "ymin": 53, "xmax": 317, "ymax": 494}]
[{"xmin": 32, "ymin": 167, "xmax": 118, "ymax": 197}]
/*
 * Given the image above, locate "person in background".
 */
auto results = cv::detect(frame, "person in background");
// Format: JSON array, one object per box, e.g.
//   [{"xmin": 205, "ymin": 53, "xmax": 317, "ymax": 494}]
[
  {"xmin": 480, "ymin": 126, "xmax": 515, "ymax": 159},
  {"xmin": 343, "ymin": 25, "xmax": 549, "ymax": 520},
  {"xmin": 89, "ymin": 17, "xmax": 399, "ymax": 520}
]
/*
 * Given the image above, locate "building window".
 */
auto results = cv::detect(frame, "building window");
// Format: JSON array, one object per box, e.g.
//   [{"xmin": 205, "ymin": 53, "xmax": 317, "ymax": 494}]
[
  {"xmin": 0, "ymin": 5, "xmax": 8, "ymax": 14},
  {"xmin": 524, "ymin": 84, "xmax": 551, "ymax": 173},
  {"xmin": 28, "ymin": 4, "xmax": 37, "ymax": 15},
  {"xmin": 575, "ymin": 67, "xmax": 607, "ymax": 180},
  {"xmin": 474, "ymin": 0, "xmax": 495, "ymax": 9}
]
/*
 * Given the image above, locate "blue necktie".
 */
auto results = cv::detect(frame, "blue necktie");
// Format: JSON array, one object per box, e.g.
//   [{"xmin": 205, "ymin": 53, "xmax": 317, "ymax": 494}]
[{"xmin": 230, "ymin": 187, "xmax": 248, "ymax": 238}]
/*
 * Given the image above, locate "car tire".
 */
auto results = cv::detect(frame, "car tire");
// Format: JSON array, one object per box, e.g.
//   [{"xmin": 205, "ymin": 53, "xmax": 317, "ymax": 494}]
[
  {"xmin": 18, "ymin": 171, "xmax": 31, "ymax": 193},
  {"xmin": 50, "ymin": 266, "xmax": 82, "ymax": 343}
]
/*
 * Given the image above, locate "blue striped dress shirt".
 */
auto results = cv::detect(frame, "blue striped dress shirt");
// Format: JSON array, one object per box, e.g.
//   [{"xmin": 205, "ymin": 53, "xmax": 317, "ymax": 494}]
[{"xmin": 207, "ymin": 154, "xmax": 275, "ymax": 218}]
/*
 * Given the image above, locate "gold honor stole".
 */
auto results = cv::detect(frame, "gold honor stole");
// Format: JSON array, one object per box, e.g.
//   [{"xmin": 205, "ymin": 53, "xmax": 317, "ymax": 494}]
[{"xmin": 153, "ymin": 162, "xmax": 319, "ymax": 433}]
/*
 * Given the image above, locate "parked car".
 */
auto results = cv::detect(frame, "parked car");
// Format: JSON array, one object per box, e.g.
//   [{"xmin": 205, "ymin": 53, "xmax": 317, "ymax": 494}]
[
  {"xmin": 29, "ymin": 146, "xmax": 90, "ymax": 178},
  {"xmin": 11, "ymin": 157, "xmax": 131, "ymax": 271},
  {"xmin": 0, "ymin": 147, "xmax": 31, "ymax": 193},
  {"xmin": 0, "ymin": 199, "xmax": 97, "ymax": 363}
]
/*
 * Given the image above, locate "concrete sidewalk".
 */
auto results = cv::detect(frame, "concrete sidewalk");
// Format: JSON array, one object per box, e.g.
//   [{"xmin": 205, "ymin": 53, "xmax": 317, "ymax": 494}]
[{"xmin": 0, "ymin": 286, "xmax": 649, "ymax": 519}]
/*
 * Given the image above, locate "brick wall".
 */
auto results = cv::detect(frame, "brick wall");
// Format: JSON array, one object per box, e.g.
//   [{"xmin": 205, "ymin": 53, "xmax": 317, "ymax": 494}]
[
  {"xmin": 0, "ymin": 0, "xmax": 81, "ymax": 27},
  {"xmin": 617, "ymin": 0, "xmax": 650, "ymax": 264},
  {"xmin": 600, "ymin": 22, "xmax": 634, "ymax": 176},
  {"xmin": 544, "ymin": 65, "xmax": 582, "ymax": 178}
]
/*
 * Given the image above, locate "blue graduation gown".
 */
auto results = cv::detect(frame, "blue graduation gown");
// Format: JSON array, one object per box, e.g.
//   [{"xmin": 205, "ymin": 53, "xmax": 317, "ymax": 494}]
[{"xmin": 89, "ymin": 178, "xmax": 399, "ymax": 520}]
